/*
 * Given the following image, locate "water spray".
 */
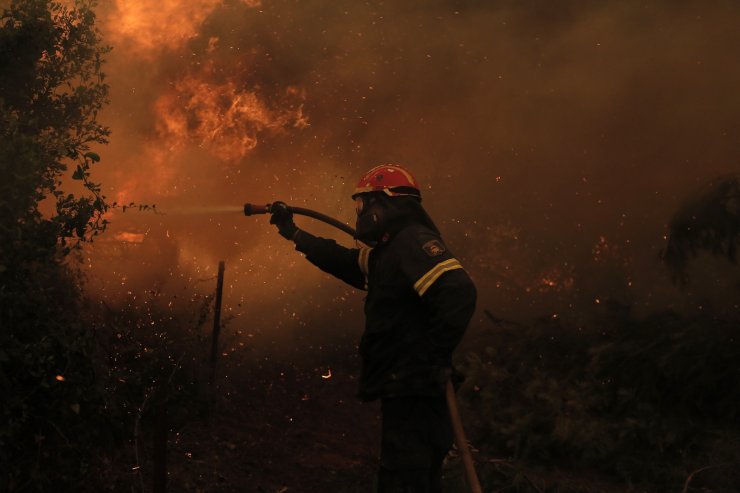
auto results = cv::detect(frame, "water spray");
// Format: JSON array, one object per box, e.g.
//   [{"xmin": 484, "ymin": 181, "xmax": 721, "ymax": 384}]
[{"xmin": 244, "ymin": 201, "xmax": 483, "ymax": 493}]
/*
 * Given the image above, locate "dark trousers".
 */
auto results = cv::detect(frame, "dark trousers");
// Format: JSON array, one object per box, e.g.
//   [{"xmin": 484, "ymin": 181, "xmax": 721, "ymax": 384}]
[{"xmin": 377, "ymin": 396, "xmax": 453, "ymax": 493}]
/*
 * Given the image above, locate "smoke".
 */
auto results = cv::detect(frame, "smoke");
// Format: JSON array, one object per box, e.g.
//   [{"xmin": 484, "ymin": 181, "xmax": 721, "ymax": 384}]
[{"xmin": 85, "ymin": 0, "xmax": 740, "ymax": 342}]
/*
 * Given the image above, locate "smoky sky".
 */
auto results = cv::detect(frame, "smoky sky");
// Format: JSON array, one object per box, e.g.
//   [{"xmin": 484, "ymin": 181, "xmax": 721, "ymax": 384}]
[{"xmin": 83, "ymin": 0, "xmax": 740, "ymax": 341}]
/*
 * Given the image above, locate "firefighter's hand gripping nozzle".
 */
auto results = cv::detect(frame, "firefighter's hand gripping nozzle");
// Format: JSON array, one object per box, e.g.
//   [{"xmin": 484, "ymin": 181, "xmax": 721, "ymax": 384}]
[
  {"xmin": 270, "ymin": 201, "xmax": 299, "ymax": 241},
  {"xmin": 242, "ymin": 203, "xmax": 299, "ymax": 240}
]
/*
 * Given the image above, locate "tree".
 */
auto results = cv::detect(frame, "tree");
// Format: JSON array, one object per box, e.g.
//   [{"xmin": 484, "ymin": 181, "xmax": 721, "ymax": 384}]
[
  {"xmin": 0, "ymin": 1, "xmax": 112, "ymax": 490},
  {"xmin": 0, "ymin": 0, "xmax": 110, "ymax": 260},
  {"xmin": 661, "ymin": 174, "xmax": 740, "ymax": 285}
]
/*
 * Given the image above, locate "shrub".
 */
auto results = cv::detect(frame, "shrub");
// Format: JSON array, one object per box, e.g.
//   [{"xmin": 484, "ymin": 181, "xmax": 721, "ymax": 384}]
[{"xmin": 458, "ymin": 305, "xmax": 740, "ymax": 488}]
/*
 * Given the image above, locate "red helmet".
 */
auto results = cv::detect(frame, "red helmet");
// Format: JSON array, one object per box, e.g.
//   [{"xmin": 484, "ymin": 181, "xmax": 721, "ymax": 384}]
[{"xmin": 352, "ymin": 164, "xmax": 421, "ymax": 199}]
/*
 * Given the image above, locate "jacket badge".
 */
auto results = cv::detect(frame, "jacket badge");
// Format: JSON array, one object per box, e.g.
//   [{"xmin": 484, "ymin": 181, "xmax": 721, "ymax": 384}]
[{"xmin": 422, "ymin": 240, "xmax": 446, "ymax": 257}]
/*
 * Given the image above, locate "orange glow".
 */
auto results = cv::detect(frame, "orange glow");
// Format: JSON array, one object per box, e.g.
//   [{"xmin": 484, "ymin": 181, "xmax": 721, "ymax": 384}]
[
  {"xmin": 114, "ymin": 232, "xmax": 146, "ymax": 243},
  {"xmin": 106, "ymin": 0, "xmax": 262, "ymax": 57},
  {"xmin": 55, "ymin": 375, "xmax": 66, "ymax": 382},
  {"xmin": 541, "ymin": 277, "xmax": 558, "ymax": 288},
  {"xmin": 153, "ymin": 67, "xmax": 308, "ymax": 162},
  {"xmin": 535, "ymin": 266, "xmax": 575, "ymax": 293}
]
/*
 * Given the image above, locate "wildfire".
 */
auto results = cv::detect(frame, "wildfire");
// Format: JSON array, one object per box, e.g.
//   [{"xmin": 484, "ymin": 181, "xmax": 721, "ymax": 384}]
[
  {"xmin": 106, "ymin": 0, "xmax": 262, "ymax": 57},
  {"xmin": 154, "ymin": 68, "xmax": 308, "ymax": 162},
  {"xmin": 99, "ymin": 0, "xmax": 310, "ymax": 206}
]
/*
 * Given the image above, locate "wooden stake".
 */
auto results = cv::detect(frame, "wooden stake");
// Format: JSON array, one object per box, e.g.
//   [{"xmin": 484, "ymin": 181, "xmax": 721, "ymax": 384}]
[
  {"xmin": 446, "ymin": 379, "xmax": 483, "ymax": 493},
  {"xmin": 209, "ymin": 261, "xmax": 226, "ymax": 386}
]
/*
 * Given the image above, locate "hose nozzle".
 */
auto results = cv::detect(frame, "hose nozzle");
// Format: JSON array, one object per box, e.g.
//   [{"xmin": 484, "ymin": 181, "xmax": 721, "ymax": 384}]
[{"xmin": 244, "ymin": 203, "xmax": 271, "ymax": 216}]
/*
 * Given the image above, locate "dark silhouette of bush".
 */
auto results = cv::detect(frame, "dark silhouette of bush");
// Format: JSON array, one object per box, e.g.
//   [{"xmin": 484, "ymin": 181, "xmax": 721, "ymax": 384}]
[
  {"xmin": 458, "ymin": 305, "xmax": 740, "ymax": 490},
  {"xmin": 0, "ymin": 1, "xmax": 113, "ymax": 490}
]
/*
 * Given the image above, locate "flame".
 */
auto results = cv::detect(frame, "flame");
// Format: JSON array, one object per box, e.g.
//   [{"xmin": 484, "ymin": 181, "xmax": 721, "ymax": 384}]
[
  {"xmin": 153, "ymin": 67, "xmax": 308, "ymax": 162},
  {"xmin": 101, "ymin": 1, "xmax": 308, "ymax": 204},
  {"xmin": 114, "ymin": 232, "xmax": 146, "ymax": 243},
  {"xmin": 106, "ymin": 0, "xmax": 262, "ymax": 58}
]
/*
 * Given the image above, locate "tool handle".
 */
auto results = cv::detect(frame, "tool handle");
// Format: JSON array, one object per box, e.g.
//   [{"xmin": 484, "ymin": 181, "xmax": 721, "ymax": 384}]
[{"xmin": 447, "ymin": 380, "xmax": 483, "ymax": 493}]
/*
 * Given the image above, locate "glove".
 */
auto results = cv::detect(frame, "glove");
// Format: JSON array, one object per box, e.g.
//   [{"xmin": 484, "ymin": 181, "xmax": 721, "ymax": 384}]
[{"xmin": 269, "ymin": 201, "xmax": 298, "ymax": 241}]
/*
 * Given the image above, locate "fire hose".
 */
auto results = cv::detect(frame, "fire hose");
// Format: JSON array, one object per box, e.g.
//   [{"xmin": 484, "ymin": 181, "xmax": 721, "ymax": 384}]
[{"xmin": 245, "ymin": 202, "xmax": 483, "ymax": 493}]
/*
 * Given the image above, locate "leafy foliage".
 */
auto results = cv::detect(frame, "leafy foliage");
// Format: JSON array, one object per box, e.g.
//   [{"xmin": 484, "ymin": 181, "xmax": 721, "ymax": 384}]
[
  {"xmin": 0, "ymin": 0, "xmax": 111, "ymax": 251},
  {"xmin": 458, "ymin": 306, "xmax": 740, "ymax": 490},
  {"xmin": 0, "ymin": 1, "xmax": 113, "ymax": 490}
]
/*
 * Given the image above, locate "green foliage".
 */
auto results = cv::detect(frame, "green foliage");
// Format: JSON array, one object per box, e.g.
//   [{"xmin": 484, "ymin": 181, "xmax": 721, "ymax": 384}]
[
  {"xmin": 458, "ymin": 306, "xmax": 740, "ymax": 490},
  {"xmin": 0, "ymin": 0, "xmax": 113, "ymax": 490},
  {"xmin": 0, "ymin": 0, "xmax": 111, "ymax": 258}
]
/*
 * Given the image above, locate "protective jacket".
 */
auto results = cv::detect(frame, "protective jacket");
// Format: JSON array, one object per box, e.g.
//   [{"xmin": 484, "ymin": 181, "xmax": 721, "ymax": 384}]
[{"xmin": 294, "ymin": 222, "xmax": 476, "ymax": 401}]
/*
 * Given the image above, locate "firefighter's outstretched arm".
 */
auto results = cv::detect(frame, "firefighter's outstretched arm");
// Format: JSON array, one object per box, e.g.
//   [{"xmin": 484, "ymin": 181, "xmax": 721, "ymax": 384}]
[{"xmin": 270, "ymin": 201, "xmax": 368, "ymax": 291}]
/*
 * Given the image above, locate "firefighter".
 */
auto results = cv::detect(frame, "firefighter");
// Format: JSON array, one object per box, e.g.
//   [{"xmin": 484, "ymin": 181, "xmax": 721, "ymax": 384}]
[{"xmin": 270, "ymin": 164, "xmax": 477, "ymax": 493}]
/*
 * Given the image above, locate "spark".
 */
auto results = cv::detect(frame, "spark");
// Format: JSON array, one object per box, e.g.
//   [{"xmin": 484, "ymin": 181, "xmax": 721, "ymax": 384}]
[
  {"xmin": 541, "ymin": 278, "xmax": 557, "ymax": 287},
  {"xmin": 321, "ymin": 369, "xmax": 332, "ymax": 379}
]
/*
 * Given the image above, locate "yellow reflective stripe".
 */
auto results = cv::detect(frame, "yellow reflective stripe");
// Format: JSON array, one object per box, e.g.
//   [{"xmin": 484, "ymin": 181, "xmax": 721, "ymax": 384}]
[
  {"xmin": 358, "ymin": 247, "xmax": 371, "ymax": 276},
  {"xmin": 358, "ymin": 247, "xmax": 372, "ymax": 289},
  {"xmin": 413, "ymin": 259, "xmax": 464, "ymax": 296}
]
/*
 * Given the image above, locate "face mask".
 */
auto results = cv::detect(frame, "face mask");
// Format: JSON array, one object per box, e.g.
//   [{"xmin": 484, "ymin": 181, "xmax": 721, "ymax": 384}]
[{"xmin": 354, "ymin": 194, "xmax": 386, "ymax": 244}]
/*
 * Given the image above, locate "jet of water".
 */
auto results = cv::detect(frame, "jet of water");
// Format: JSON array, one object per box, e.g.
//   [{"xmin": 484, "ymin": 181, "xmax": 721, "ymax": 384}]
[{"xmin": 164, "ymin": 205, "xmax": 245, "ymax": 215}]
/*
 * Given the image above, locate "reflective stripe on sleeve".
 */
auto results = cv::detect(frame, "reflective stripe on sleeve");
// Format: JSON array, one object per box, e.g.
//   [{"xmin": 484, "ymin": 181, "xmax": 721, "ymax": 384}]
[
  {"xmin": 413, "ymin": 258, "xmax": 464, "ymax": 296},
  {"xmin": 358, "ymin": 246, "xmax": 372, "ymax": 288}
]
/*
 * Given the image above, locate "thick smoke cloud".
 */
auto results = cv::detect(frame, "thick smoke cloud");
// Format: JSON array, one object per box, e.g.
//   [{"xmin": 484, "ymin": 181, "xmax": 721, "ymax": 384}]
[{"xmin": 86, "ymin": 0, "xmax": 740, "ymax": 342}]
